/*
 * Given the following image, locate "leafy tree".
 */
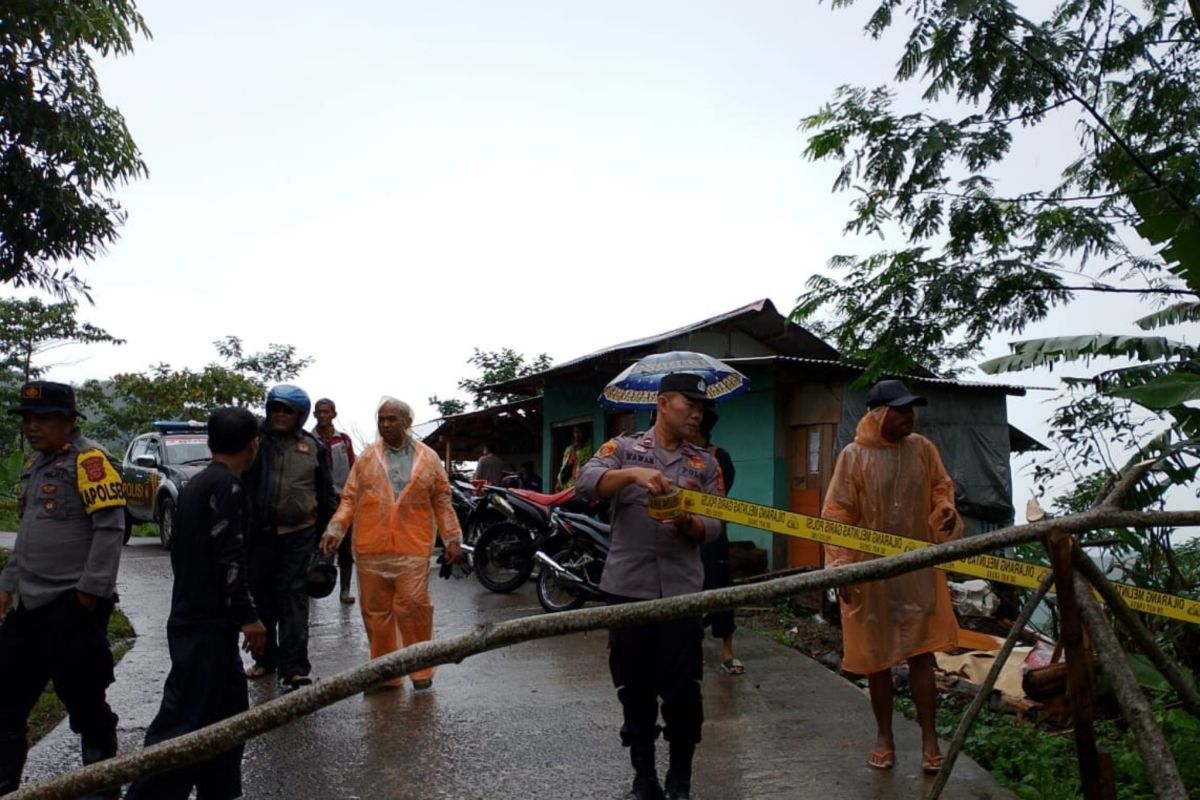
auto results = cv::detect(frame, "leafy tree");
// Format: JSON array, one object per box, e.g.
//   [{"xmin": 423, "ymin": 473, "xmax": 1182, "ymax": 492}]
[
  {"xmin": 0, "ymin": 297, "xmax": 123, "ymax": 455},
  {"xmin": 0, "ymin": 297, "xmax": 124, "ymax": 383},
  {"xmin": 79, "ymin": 337, "xmax": 312, "ymax": 450},
  {"xmin": 792, "ymin": 0, "xmax": 1199, "ymax": 663},
  {"xmin": 430, "ymin": 347, "xmax": 552, "ymax": 415},
  {"xmin": 792, "ymin": 0, "xmax": 1198, "ymax": 375},
  {"xmin": 1, "ymin": 1, "xmax": 150, "ymax": 298}
]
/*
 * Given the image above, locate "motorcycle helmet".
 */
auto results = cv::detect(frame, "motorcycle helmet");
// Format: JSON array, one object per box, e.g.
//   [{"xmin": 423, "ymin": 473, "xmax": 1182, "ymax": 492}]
[
  {"xmin": 265, "ymin": 384, "xmax": 312, "ymax": 429},
  {"xmin": 305, "ymin": 551, "xmax": 337, "ymax": 599}
]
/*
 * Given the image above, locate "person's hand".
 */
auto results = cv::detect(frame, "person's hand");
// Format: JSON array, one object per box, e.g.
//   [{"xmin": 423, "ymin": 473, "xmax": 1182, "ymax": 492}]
[
  {"xmin": 241, "ymin": 620, "xmax": 267, "ymax": 657},
  {"xmin": 934, "ymin": 506, "xmax": 958, "ymax": 535},
  {"xmin": 445, "ymin": 539, "xmax": 463, "ymax": 565},
  {"xmin": 0, "ymin": 589, "xmax": 10, "ymax": 622},
  {"xmin": 76, "ymin": 591, "xmax": 98, "ymax": 612},
  {"xmin": 625, "ymin": 468, "xmax": 675, "ymax": 495},
  {"xmin": 319, "ymin": 532, "xmax": 340, "ymax": 555}
]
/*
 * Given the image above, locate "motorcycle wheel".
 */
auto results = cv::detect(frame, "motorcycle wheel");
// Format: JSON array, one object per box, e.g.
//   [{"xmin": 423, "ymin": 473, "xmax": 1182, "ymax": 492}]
[
  {"xmin": 473, "ymin": 522, "xmax": 535, "ymax": 593},
  {"xmin": 536, "ymin": 547, "xmax": 588, "ymax": 613}
]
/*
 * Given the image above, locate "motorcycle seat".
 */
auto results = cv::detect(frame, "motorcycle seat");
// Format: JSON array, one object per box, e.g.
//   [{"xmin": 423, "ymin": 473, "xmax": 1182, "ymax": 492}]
[{"xmin": 509, "ymin": 486, "xmax": 576, "ymax": 508}]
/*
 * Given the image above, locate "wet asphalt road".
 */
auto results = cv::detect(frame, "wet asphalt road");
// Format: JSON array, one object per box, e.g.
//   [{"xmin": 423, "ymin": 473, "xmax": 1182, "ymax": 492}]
[{"xmin": 5, "ymin": 534, "xmax": 1012, "ymax": 799}]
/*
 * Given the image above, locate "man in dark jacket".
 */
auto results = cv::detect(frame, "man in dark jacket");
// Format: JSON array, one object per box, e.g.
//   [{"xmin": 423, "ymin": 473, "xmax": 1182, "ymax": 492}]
[
  {"xmin": 0, "ymin": 382, "xmax": 124, "ymax": 798},
  {"xmin": 126, "ymin": 406, "xmax": 266, "ymax": 800},
  {"xmin": 242, "ymin": 384, "xmax": 335, "ymax": 691}
]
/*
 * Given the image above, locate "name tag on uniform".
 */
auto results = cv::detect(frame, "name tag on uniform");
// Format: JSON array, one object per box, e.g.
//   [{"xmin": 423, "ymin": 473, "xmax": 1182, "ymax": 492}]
[{"xmin": 76, "ymin": 449, "xmax": 126, "ymax": 514}]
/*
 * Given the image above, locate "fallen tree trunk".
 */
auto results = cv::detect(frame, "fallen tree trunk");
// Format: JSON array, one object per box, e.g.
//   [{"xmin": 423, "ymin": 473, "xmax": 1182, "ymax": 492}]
[
  {"xmin": 1072, "ymin": 550, "xmax": 1200, "ymax": 720},
  {"xmin": 1075, "ymin": 573, "xmax": 1188, "ymax": 800},
  {"xmin": 10, "ymin": 505, "xmax": 1200, "ymax": 800}
]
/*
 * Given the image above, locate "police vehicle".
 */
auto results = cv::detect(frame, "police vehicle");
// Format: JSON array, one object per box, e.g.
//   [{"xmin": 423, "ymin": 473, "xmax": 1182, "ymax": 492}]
[{"xmin": 120, "ymin": 421, "xmax": 210, "ymax": 548}]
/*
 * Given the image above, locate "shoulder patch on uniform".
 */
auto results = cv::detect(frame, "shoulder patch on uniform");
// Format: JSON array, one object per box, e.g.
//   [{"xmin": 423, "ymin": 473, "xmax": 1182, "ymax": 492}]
[
  {"xmin": 596, "ymin": 439, "xmax": 618, "ymax": 459},
  {"xmin": 76, "ymin": 449, "xmax": 126, "ymax": 513}
]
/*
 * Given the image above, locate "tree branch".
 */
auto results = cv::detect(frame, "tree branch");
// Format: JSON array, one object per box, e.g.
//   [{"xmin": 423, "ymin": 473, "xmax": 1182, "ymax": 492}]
[
  {"xmin": 1073, "ymin": 551, "xmax": 1200, "ymax": 719},
  {"xmin": 11, "ymin": 506, "xmax": 1200, "ymax": 799},
  {"xmin": 1075, "ymin": 573, "xmax": 1189, "ymax": 800}
]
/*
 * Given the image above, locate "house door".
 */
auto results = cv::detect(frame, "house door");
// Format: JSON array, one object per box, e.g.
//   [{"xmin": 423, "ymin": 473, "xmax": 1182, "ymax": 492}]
[{"xmin": 786, "ymin": 424, "xmax": 836, "ymax": 568}]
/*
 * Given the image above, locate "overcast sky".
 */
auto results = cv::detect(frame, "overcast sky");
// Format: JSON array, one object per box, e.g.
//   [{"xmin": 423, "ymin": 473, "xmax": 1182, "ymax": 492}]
[{"xmin": 33, "ymin": 0, "xmax": 1194, "ymax": 513}]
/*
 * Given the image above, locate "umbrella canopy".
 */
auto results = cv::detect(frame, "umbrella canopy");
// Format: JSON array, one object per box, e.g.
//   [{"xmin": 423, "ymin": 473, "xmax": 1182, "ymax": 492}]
[{"xmin": 599, "ymin": 351, "xmax": 750, "ymax": 409}]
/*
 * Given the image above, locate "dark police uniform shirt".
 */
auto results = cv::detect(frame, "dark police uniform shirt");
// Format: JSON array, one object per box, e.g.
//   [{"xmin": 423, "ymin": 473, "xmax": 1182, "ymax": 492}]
[
  {"xmin": 0, "ymin": 430, "xmax": 125, "ymax": 610},
  {"xmin": 168, "ymin": 462, "xmax": 257, "ymax": 630},
  {"xmin": 576, "ymin": 431, "xmax": 724, "ymax": 600}
]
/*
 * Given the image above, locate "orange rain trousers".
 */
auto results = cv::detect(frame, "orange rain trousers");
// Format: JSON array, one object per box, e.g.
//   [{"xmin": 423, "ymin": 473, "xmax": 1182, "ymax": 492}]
[
  {"xmin": 822, "ymin": 407, "xmax": 963, "ymax": 676},
  {"xmin": 356, "ymin": 553, "xmax": 435, "ymax": 685}
]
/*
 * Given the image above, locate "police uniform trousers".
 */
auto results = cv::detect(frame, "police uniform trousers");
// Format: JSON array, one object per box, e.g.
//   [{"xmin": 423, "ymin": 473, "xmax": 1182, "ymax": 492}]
[
  {"xmin": 247, "ymin": 526, "xmax": 317, "ymax": 677},
  {"xmin": 606, "ymin": 595, "xmax": 704, "ymax": 749},
  {"xmin": 0, "ymin": 591, "xmax": 118, "ymax": 794},
  {"xmin": 125, "ymin": 626, "xmax": 248, "ymax": 800}
]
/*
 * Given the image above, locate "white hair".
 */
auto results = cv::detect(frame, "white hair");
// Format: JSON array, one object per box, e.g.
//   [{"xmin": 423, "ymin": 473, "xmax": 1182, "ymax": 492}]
[{"xmin": 377, "ymin": 396, "xmax": 414, "ymax": 422}]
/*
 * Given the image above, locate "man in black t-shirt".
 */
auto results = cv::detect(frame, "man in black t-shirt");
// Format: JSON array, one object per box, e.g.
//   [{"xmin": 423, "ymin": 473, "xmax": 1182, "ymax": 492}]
[{"xmin": 126, "ymin": 407, "xmax": 265, "ymax": 800}]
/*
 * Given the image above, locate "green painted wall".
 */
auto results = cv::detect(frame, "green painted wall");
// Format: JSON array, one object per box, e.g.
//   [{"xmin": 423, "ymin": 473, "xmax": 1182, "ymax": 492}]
[{"xmin": 541, "ymin": 367, "xmax": 784, "ymax": 567}]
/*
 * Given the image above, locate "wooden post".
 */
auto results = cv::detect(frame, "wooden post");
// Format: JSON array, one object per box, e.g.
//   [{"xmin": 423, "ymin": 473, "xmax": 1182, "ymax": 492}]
[{"xmin": 1046, "ymin": 528, "xmax": 1106, "ymax": 800}]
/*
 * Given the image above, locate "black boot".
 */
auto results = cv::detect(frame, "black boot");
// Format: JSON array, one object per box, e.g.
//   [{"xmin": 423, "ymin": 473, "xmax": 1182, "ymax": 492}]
[
  {"xmin": 80, "ymin": 730, "xmax": 119, "ymax": 800},
  {"xmin": 664, "ymin": 742, "xmax": 694, "ymax": 800},
  {"xmin": 0, "ymin": 730, "xmax": 28, "ymax": 796},
  {"xmin": 624, "ymin": 742, "xmax": 663, "ymax": 800},
  {"xmin": 339, "ymin": 564, "xmax": 355, "ymax": 604}
]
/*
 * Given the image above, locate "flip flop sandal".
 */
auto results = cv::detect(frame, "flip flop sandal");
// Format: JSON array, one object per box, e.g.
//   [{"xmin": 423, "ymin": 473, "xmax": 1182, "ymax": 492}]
[
  {"xmin": 868, "ymin": 748, "xmax": 896, "ymax": 770},
  {"xmin": 922, "ymin": 753, "xmax": 945, "ymax": 775},
  {"xmin": 245, "ymin": 664, "xmax": 273, "ymax": 679},
  {"xmin": 280, "ymin": 675, "xmax": 313, "ymax": 692},
  {"xmin": 721, "ymin": 658, "xmax": 745, "ymax": 675}
]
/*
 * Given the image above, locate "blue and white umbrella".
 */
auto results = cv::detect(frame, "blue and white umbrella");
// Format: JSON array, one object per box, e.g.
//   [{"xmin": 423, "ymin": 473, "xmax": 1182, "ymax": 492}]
[{"xmin": 599, "ymin": 351, "xmax": 750, "ymax": 409}]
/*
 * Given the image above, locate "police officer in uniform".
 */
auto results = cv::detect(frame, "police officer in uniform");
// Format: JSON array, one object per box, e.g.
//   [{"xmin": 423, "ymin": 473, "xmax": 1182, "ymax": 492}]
[
  {"xmin": 0, "ymin": 382, "xmax": 125, "ymax": 797},
  {"xmin": 576, "ymin": 372, "xmax": 725, "ymax": 800}
]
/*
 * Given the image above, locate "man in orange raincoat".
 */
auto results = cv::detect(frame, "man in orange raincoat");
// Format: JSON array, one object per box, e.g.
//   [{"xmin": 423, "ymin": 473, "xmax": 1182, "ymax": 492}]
[
  {"xmin": 822, "ymin": 379, "xmax": 962, "ymax": 776},
  {"xmin": 318, "ymin": 398, "xmax": 462, "ymax": 690}
]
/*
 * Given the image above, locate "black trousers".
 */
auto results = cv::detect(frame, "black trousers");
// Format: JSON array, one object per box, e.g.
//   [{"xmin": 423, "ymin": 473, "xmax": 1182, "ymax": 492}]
[
  {"xmin": 125, "ymin": 626, "xmax": 248, "ymax": 800},
  {"xmin": 701, "ymin": 532, "xmax": 736, "ymax": 639},
  {"xmin": 247, "ymin": 526, "xmax": 317, "ymax": 677},
  {"xmin": 607, "ymin": 595, "xmax": 704, "ymax": 748},
  {"xmin": 0, "ymin": 591, "xmax": 118, "ymax": 794}
]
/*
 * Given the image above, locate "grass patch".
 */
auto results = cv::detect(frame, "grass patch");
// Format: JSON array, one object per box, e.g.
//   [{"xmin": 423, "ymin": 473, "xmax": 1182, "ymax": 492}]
[
  {"xmin": 130, "ymin": 523, "xmax": 158, "ymax": 539},
  {"xmin": 894, "ymin": 694, "xmax": 1200, "ymax": 800},
  {"xmin": 0, "ymin": 507, "xmax": 17, "ymax": 532},
  {"xmin": 1, "ymin": 548, "xmax": 138, "ymax": 745}
]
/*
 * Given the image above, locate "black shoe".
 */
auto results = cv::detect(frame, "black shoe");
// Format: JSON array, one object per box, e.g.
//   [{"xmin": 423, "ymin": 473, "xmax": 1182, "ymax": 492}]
[
  {"xmin": 624, "ymin": 777, "xmax": 665, "ymax": 800},
  {"xmin": 664, "ymin": 789, "xmax": 690, "ymax": 800}
]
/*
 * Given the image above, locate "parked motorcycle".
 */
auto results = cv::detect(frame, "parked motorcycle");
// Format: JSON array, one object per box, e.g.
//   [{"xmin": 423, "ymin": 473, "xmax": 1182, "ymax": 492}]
[
  {"xmin": 449, "ymin": 476, "xmax": 510, "ymax": 547},
  {"xmin": 471, "ymin": 486, "xmax": 589, "ymax": 593},
  {"xmin": 534, "ymin": 508, "xmax": 611, "ymax": 613}
]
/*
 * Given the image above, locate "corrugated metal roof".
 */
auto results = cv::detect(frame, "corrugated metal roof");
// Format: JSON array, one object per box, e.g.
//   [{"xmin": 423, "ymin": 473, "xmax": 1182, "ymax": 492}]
[
  {"xmin": 490, "ymin": 298, "xmax": 839, "ymax": 393},
  {"xmin": 724, "ymin": 355, "xmax": 1049, "ymax": 396}
]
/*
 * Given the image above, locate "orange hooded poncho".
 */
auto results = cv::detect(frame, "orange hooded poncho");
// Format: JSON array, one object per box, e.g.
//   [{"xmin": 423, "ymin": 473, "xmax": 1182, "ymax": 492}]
[{"xmin": 822, "ymin": 406, "xmax": 962, "ymax": 675}]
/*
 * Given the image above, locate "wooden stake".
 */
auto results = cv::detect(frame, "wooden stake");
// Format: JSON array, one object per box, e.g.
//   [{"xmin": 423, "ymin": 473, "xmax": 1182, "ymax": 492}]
[{"xmin": 1046, "ymin": 528, "xmax": 1105, "ymax": 800}]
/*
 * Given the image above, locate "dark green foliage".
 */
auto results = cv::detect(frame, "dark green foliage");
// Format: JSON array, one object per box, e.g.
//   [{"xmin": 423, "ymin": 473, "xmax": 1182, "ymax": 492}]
[
  {"xmin": 794, "ymin": 0, "xmax": 1199, "ymax": 379},
  {"xmin": 0, "ymin": 1, "xmax": 150, "ymax": 297},
  {"xmin": 429, "ymin": 347, "xmax": 552, "ymax": 415},
  {"xmin": 78, "ymin": 337, "xmax": 312, "ymax": 452}
]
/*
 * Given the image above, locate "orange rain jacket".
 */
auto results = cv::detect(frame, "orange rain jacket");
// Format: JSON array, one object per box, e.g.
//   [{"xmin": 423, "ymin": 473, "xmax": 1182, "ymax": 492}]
[
  {"xmin": 329, "ymin": 438, "xmax": 462, "ymax": 557},
  {"xmin": 822, "ymin": 407, "xmax": 963, "ymax": 675}
]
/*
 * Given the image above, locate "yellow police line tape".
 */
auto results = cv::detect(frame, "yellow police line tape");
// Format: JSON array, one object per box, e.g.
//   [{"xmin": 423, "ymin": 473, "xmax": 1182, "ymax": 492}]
[{"xmin": 679, "ymin": 489, "xmax": 1200, "ymax": 626}]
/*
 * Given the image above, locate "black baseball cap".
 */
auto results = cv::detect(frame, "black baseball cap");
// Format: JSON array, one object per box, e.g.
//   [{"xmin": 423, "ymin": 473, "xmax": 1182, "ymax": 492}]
[
  {"xmin": 865, "ymin": 379, "xmax": 927, "ymax": 409},
  {"xmin": 658, "ymin": 372, "xmax": 711, "ymax": 403},
  {"xmin": 7, "ymin": 381, "xmax": 86, "ymax": 419}
]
